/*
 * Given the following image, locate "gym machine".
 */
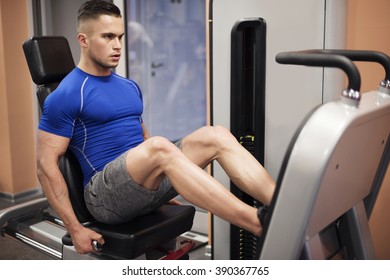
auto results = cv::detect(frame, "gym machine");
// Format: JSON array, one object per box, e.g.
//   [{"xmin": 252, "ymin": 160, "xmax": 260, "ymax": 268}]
[{"xmin": 258, "ymin": 50, "xmax": 390, "ymax": 259}]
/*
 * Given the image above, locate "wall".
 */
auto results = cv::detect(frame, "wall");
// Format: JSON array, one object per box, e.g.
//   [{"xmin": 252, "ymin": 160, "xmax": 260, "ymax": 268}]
[
  {"xmin": 0, "ymin": 0, "xmax": 38, "ymax": 199},
  {"xmin": 347, "ymin": 0, "xmax": 390, "ymax": 259},
  {"xmin": 44, "ymin": 0, "xmax": 83, "ymax": 62}
]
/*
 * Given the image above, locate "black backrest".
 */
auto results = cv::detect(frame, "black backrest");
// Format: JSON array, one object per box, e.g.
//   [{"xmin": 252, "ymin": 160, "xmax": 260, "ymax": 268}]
[{"xmin": 23, "ymin": 36, "xmax": 93, "ymax": 223}]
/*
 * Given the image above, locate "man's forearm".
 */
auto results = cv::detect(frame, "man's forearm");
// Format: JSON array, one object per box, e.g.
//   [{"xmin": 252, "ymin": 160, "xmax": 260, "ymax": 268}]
[{"xmin": 37, "ymin": 164, "xmax": 82, "ymax": 233}]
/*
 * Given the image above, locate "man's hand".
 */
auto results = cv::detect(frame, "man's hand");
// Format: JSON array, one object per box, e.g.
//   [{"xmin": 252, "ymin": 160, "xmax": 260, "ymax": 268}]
[{"xmin": 71, "ymin": 226, "xmax": 105, "ymax": 254}]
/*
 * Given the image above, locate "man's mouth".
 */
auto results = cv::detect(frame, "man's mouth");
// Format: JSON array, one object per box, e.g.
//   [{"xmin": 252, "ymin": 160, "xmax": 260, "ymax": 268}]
[{"xmin": 111, "ymin": 54, "xmax": 121, "ymax": 61}]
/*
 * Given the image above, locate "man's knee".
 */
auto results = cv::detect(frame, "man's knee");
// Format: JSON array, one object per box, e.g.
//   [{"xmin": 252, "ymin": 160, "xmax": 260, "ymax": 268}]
[
  {"xmin": 146, "ymin": 136, "xmax": 180, "ymax": 159},
  {"xmin": 212, "ymin": 125, "xmax": 237, "ymax": 148},
  {"xmin": 213, "ymin": 125, "xmax": 234, "ymax": 139},
  {"xmin": 194, "ymin": 125, "xmax": 236, "ymax": 149}
]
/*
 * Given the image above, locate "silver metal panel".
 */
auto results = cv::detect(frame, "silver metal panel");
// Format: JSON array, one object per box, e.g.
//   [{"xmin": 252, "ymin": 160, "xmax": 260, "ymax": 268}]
[
  {"xmin": 30, "ymin": 221, "xmax": 65, "ymax": 245},
  {"xmin": 303, "ymin": 234, "xmax": 326, "ymax": 260},
  {"xmin": 260, "ymin": 91, "xmax": 390, "ymax": 259},
  {"xmin": 345, "ymin": 201, "xmax": 376, "ymax": 259},
  {"xmin": 308, "ymin": 98, "xmax": 390, "ymax": 237},
  {"xmin": 62, "ymin": 246, "xmax": 101, "ymax": 260}
]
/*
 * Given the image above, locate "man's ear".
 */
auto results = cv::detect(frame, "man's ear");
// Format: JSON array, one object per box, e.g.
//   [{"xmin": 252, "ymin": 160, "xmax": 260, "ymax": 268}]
[{"xmin": 77, "ymin": 33, "xmax": 88, "ymax": 48}]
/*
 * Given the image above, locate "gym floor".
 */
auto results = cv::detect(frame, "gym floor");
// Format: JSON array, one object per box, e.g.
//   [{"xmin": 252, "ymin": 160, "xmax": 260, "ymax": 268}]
[{"xmin": 0, "ymin": 195, "xmax": 210, "ymax": 260}]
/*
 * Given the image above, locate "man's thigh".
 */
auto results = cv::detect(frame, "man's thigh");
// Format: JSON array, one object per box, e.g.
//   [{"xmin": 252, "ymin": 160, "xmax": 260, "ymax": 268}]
[{"xmin": 84, "ymin": 143, "xmax": 180, "ymax": 224}]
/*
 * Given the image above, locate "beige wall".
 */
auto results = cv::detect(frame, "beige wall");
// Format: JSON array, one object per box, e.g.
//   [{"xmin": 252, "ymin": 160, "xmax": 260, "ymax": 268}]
[
  {"xmin": 0, "ymin": 0, "xmax": 37, "ymax": 198},
  {"xmin": 347, "ymin": 0, "xmax": 390, "ymax": 259}
]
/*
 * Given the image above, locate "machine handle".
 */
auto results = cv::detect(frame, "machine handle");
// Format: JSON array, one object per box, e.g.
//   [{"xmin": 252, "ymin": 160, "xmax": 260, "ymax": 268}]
[
  {"xmin": 0, "ymin": 197, "xmax": 49, "ymax": 229},
  {"xmin": 62, "ymin": 232, "xmax": 103, "ymax": 252},
  {"xmin": 306, "ymin": 49, "xmax": 390, "ymax": 82},
  {"xmin": 276, "ymin": 50, "xmax": 361, "ymax": 93},
  {"xmin": 61, "ymin": 232, "xmax": 72, "ymax": 246}
]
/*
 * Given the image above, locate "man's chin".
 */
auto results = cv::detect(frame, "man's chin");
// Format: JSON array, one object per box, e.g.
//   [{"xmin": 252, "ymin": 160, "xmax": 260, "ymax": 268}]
[
  {"xmin": 107, "ymin": 62, "xmax": 119, "ymax": 68},
  {"xmin": 101, "ymin": 60, "xmax": 119, "ymax": 69}
]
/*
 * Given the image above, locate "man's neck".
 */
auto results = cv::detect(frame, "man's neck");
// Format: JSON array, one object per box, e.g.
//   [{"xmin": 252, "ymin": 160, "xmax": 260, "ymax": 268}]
[{"xmin": 77, "ymin": 60, "xmax": 111, "ymax": 77}]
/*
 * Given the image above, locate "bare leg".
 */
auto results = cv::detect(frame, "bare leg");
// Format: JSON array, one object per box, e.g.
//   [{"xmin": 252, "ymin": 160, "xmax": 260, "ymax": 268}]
[
  {"xmin": 180, "ymin": 126, "xmax": 275, "ymax": 205},
  {"xmin": 124, "ymin": 126, "xmax": 275, "ymax": 235}
]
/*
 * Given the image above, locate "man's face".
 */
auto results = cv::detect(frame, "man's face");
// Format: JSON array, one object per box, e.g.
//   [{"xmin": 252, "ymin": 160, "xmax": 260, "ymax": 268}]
[{"xmin": 83, "ymin": 15, "xmax": 125, "ymax": 72}]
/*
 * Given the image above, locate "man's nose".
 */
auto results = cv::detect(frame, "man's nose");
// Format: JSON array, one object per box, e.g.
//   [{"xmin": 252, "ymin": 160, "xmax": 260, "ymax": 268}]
[{"xmin": 113, "ymin": 38, "xmax": 122, "ymax": 49}]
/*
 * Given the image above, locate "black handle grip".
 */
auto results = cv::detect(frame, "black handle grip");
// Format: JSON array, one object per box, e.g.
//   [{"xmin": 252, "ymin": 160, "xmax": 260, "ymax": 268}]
[
  {"xmin": 62, "ymin": 232, "xmax": 102, "ymax": 252},
  {"xmin": 305, "ymin": 49, "xmax": 390, "ymax": 81},
  {"xmin": 62, "ymin": 232, "xmax": 73, "ymax": 246},
  {"xmin": 276, "ymin": 51, "xmax": 361, "ymax": 92}
]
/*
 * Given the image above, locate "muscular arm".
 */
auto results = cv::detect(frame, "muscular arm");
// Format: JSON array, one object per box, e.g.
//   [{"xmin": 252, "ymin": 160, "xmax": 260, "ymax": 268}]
[{"xmin": 36, "ymin": 130, "xmax": 104, "ymax": 254}]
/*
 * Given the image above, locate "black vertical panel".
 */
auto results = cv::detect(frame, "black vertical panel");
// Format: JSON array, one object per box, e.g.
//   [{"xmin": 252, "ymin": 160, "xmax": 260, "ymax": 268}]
[
  {"xmin": 230, "ymin": 18, "xmax": 266, "ymax": 260},
  {"xmin": 32, "ymin": 0, "xmax": 43, "ymax": 36}
]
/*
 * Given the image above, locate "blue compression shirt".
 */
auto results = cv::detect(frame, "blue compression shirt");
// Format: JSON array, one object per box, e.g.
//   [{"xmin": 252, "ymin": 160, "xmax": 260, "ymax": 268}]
[{"xmin": 39, "ymin": 67, "xmax": 144, "ymax": 186}]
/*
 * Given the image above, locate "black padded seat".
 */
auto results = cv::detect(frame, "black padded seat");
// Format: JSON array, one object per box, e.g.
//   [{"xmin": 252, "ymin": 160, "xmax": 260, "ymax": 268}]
[
  {"xmin": 23, "ymin": 36, "xmax": 195, "ymax": 259},
  {"xmin": 88, "ymin": 204, "xmax": 195, "ymax": 259}
]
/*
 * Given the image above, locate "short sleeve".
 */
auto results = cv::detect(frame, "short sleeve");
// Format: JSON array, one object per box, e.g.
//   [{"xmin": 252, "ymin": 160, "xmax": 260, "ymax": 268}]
[{"xmin": 38, "ymin": 87, "xmax": 80, "ymax": 138}]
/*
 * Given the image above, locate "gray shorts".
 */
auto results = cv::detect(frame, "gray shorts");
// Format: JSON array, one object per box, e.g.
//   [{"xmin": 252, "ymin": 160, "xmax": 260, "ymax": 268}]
[{"xmin": 84, "ymin": 141, "xmax": 181, "ymax": 224}]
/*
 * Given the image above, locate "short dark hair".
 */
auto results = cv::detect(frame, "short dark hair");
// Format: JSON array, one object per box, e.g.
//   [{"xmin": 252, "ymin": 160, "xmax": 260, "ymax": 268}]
[{"xmin": 77, "ymin": 0, "xmax": 121, "ymax": 28}]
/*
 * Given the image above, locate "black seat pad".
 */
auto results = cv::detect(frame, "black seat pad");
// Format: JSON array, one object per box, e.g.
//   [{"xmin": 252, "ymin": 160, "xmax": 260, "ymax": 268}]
[{"xmin": 89, "ymin": 204, "xmax": 195, "ymax": 259}]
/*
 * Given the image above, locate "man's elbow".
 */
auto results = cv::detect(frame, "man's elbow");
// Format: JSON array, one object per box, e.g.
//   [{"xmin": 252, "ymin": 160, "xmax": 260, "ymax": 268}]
[
  {"xmin": 36, "ymin": 155, "xmax": 58, "ymax": 183},
  {"xmin": 36, "ymin": 156, "xmax": 48, "ymax": 179}
]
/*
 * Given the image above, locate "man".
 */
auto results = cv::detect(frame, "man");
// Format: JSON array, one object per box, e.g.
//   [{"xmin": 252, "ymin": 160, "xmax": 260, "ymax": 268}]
[{"xmin": 37, "ymin": 0, "xmax": 275, "ymax": 254}]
